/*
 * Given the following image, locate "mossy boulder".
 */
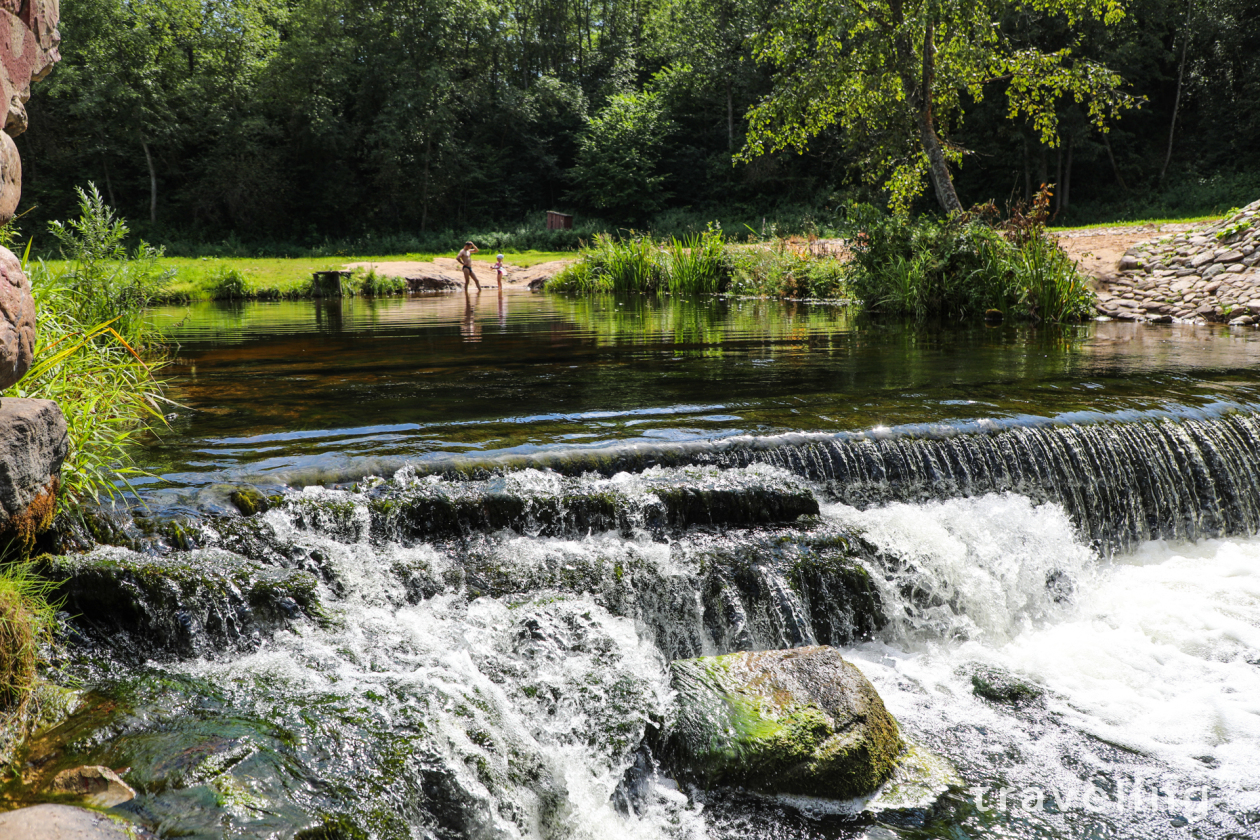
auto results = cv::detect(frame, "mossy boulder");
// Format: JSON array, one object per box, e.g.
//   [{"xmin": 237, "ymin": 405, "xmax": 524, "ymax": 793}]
[
  {"xmin": 36, "ymin": 547, "xmax": 320, "ymax": 662},
  {"xmin": 228, "ymin": 487, "xmax": 270, "ymax": 516},
  {"xmin": 663, "ymin": 646, "xmax": 903, "ymax": 799}
]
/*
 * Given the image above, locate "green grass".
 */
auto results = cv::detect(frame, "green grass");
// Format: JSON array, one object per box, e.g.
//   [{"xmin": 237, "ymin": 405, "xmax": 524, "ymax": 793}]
[
  {"xmin": 33, "ymin": 250, "xmax": 573, "ymax": 302},
  {"xmin": 1049, "ymin": 214, "xmax": 1224, "ymax": 232}
]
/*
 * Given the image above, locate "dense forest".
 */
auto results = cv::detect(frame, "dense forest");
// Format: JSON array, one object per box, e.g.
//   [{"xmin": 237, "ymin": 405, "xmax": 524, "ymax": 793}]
[{"xmin": 14, "ymin": 0, "xmax": 1260, "ymax": 249}]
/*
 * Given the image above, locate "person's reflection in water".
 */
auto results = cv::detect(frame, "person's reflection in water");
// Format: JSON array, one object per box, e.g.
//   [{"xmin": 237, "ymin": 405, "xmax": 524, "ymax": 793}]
[
  {"xmin": 461, "ymin": 287, "xmax": 482, "ymax": 342},
  {"xmin": 497, "ymin": 285, "xmax": 507, "ymax": 331}
]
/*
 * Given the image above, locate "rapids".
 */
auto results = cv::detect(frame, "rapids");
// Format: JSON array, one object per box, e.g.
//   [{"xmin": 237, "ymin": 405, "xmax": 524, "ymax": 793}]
[{"xmin": 13, "ymin": 296, "xmax": 1260, "ymax": 839}]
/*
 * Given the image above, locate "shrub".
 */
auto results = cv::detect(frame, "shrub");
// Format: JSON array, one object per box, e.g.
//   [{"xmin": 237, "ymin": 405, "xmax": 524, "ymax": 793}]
[
  {"xmin": 0, "ymin": 562, "xmax": 56, "ymax": 713},
  {"xmin": 47, "ymin": 184, "xmax": 172, "ymax": 335},
  {"xmin": 7, "ymin": 186, "xmax": 170, "ymax": 505},
  {"xmin": 208, "ymin": 265, "xmax": 249, "ymax": 300},
  {"xmin": 354, "ymin": 268, "xmax": 406, "ymax": 297},
  {"xmin": 841, "ymin": 193, "xmax": 1093, "ymax": 322}
]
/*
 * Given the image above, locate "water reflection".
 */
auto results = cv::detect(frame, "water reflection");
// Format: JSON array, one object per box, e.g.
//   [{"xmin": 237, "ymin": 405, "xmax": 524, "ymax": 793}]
[{"xmin": 138, "ymin": 292, "xmax": 1260, "ymax": 501}]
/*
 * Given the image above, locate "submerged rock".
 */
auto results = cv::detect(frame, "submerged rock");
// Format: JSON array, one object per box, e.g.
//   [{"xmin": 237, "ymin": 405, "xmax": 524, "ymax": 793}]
[
  {"xmin": 49, "ymin": 765, "xmax": 136, "ymax": 808},
  {"xmin": 0, "ymin": 804, "xmax": 144, "ymax": 839},
  {"xmin": 663, "ymin": 646, "xmax": 903, "ymax": 799},
  {"xmin": 37, "ymin": 546, "xmax": 320, "ymax": 661}
]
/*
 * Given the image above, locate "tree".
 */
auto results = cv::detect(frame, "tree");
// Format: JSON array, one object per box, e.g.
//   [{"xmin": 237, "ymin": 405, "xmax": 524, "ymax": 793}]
[
  {"xmin": 739, "ymin": 0, "xmax": 1140, "ymax": 213},
  {"xmin": 569, "ymin": 87, "xmax": 676, "ymax": 220}
]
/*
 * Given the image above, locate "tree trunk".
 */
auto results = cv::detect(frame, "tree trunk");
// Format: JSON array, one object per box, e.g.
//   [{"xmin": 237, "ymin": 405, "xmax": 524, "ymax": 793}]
[
  {"xmin": 1101, "ymin": 130, "xmax": 1128, "ymax": 192},
  {"xmin": 1063, "ymin": 136, "xmax": 1073, "ymax": 210},
  {"xmin": 896, "ymin": 17, "xmax": 962, "ymax": 213},
  {"xmin": 1161, "ymin": 0, "xmax": 1193, "ymax": 186},
  {"xmin": 1038, "ymin": 144, "xmax": 1048, "ymax": 191},
  {"xmin": 917, "ymin": 113, "xmax": 962, "ymax": 213},
  {"xmin": 420, "ymin": 131, "xmax": 432, "ymax": 232},
  {"xmin": 1022, "ymin": 136, "xmax": 1031, "ymax": 201},
  {"xmin": 102, "ymin": 156, "xmax": 117, "ymax": 208},
  {"xmin": 140, "ymin": 136, "xmax": 157, "ymax": 225},
  {"xmin": 726, "ymin": 77, "xmax": 734, "ymax": 150},
  {"xmin": 1054, "ymin": 145, "xmax": 1062, "ymax": 212}
]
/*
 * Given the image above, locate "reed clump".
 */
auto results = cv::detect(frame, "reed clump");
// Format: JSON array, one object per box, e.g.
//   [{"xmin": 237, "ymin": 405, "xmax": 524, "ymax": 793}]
[
  {"xmin": 842, "ymin": 190, "xmax": 1093, "ymax": 322},
  {"xmin": 0, "ymin": 563, "xmax": 55, "ymax": 714},
  {"xmin": 6, "ymin": 184, "xmax": 172, "ymax": 506},
  {"xmin": 549, "ymin": 226, "xmax": 846, "ymax": 298}
]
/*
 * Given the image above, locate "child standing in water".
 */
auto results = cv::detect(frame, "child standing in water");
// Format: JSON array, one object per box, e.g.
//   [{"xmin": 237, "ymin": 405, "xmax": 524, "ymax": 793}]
[
  {"xmin": 494, "ymin": 254, "xmax": 507, "ymax": 288},
  {"xmin": 457, "ymin": 241, "xmax": 481, "ymax": 291}
]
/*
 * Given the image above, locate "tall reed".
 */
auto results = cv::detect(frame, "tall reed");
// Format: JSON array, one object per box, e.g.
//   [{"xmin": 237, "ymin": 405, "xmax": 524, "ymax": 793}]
[{"xmin": 5, "ymin": 185, "xmax": 172, "ymax": 506}]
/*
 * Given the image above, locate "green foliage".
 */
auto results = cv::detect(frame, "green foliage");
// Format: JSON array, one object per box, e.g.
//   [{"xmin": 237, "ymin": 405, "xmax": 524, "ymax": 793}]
[
  {"xmin": 842, "ymin": 198, "xmax": 1093, "ymax": 321},
  {"xmin": 727, "ymin": 241, "xmax": 847, "ymax": 299},
  {"xmin": 740, "ymin": 0, "xmax": 1139, "ymax": 212},
  {"xmin": 353, "ymin": 268, "xmax": 407, "ymax": 297},
  {"xmin": 208, "ymin": 265, "xmax": 249, "ymax": 300},
  {"xmin": 47, "ymin": 185, "xmax": 173, "ymax": 333},
  {"xmin": 551, "ymin": 227, "xmax": 850, "ymax": 299},
  {"xmin": 569, "ymin": 88, "xmax": 676, "ymax": 221},
  {"xmin": 0, "ymin": 562, "xmax": 57, "ymax": 713},
  {"xmin": 6, "ymin": 191, "xmax": 170, "ymax": 506}
]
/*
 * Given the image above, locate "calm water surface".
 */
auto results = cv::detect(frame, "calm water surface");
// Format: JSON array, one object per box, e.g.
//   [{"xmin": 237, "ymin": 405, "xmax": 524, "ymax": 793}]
[{"xmin": 140, "ymin": 290, "xmax": 1260, "ymax": 503}]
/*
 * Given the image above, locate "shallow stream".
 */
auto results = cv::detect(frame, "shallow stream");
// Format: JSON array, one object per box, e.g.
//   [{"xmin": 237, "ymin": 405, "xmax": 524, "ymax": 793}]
[{"xmin": 21, "ymin": 292, "xmax": 1260, "ymax": 838}]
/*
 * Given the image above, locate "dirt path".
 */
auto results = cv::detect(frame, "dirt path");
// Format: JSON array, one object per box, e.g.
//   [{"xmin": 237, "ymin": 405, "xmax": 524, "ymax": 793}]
[
  {"xmin": 344, "ymin": 258, "xmax": 573, "ymax": 290},
  {"xmin": 1054, "ymin": 222, "xmax": 1214, "ymax": 284}
]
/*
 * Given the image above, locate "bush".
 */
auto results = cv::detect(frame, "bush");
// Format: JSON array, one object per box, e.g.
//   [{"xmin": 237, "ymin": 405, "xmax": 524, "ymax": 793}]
[
  {"xmin": 208, "ymin": 265, "xmax": 249, "ymax": 300},
  {"xmin": 727, "ymin": 240, "xmax": 847, "ymax": 299},
  {"xmin": 354, "ymin": 268, "xmax": 406, "ymax": 297},
  {"xmin": 0, "ymin": 562, "xmax": 55, "ymax": 713},
  {"xmin": 7, "ymin": 186, "xmax": 170, "ymax": 505},
  {"xmin": 841, "ymin": 193, "xmax": 1093, "ymax": 322}
]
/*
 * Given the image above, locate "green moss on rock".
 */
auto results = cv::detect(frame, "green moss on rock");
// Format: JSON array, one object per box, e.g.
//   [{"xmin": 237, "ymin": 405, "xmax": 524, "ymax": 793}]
[
  {"xmin": 229, "ymin": 487, "xmax": 270, "ymax": 517},
  {"xmin": 664, "ymin": 646, "xmax": 903, "ymax": 799},
  {"xmin": 35, "ymin": 547, "xmax": 320, "ymax": 661}
]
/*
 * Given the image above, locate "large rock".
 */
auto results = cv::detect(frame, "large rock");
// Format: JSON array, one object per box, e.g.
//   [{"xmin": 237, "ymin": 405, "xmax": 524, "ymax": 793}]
[
  {"xmin": 37, "ymin": 546, "xmax": 320, "ymax": 661},
  {"xmin": 49, "ymin": 765, "xmax": 136, "ymax": 808},
  {"xmin": 0, "ymin": 0, "xmax": 60, "ymax": 223},
  {"xmin": 0, "ymin": 398, "xmax": 66, "ymax": 550},
  {"xmin": 0, "ymin": 804, "xmax": 142, "ymax": 839},
  {"xmin": 0, "ymin": 244, "xmax": 35, "ymax": 390},
  {"xmin": 663, "ymin": 646, "xmax": 903, "ymax": 799}
]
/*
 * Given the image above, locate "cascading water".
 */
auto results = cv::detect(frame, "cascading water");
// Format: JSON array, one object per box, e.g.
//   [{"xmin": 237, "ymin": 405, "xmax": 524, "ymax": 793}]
[{"xmin": 17, "ymin": 300, "xmax": 1260, "ymax": 839}]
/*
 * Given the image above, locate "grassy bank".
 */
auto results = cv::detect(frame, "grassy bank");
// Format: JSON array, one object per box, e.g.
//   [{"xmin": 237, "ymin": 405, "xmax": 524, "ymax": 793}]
[{"xmin": 32, "ymin": 250, "xmax": 573, "ymax": 303}]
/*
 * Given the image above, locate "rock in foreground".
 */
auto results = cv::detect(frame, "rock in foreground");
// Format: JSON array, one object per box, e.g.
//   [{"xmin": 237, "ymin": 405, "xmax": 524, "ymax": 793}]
[
  {"xmin": 664, "ymin": 646, "xmax": 903, "ymax": 799},
  {"xmin": 0, "ymin": 398, "xmax": 67, "ymax": 550},
  {"xmin": 38, "ymin": 546, "xmax": 320, "ymax": 662},
  {"xmin": 0, "ymin": 804, "xmax": 142, "ymax": 839}
]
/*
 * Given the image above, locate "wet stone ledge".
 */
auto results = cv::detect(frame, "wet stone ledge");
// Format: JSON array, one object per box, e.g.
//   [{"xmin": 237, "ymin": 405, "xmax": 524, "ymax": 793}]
[
  {"xmin": 290, "ymin": 467, "xmax": 821, "ymax": 543},
  {"xmin": 36, "ymin": 547, "xmax": 320, "ymax": 663}
]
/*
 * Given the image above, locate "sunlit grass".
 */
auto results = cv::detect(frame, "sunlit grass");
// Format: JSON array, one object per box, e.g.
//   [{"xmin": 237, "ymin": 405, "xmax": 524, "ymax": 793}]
[{"xmin": 33, "ymin": 250, "xmax": 574, "ymax": 302}]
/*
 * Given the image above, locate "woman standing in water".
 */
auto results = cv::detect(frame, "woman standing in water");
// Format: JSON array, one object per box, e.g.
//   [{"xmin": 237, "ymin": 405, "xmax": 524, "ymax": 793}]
[{"xmin": 457, "ymin": 241, "xmax": 482, "ymax": 291}]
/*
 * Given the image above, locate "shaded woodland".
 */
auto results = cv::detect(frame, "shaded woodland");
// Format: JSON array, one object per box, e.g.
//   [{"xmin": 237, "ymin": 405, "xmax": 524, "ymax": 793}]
[{"xmin": 16, "ymin": 0, "xmax": 1260, "ymax": 248}]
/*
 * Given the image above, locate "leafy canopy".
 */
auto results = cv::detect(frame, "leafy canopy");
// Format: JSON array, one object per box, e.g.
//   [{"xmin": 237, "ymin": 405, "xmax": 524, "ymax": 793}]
[{"xmin": 739, "ymin": 0, "xmax": 1140, "ymax": 212}]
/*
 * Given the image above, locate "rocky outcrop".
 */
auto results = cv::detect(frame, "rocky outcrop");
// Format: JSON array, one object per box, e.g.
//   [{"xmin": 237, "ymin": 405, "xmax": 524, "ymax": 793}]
[
  {"xmin": 662, "ymin": 646, "xmax": 903, "ymax": 799},
  {"xmin": 0, "ymin": 245, "xmax": 35, "ymax": 390},
  {"xmin": 1095, "ymin": 200, "xmax": 1260, "ymax": 324},
  {"xmin": 0, "ymin": 398, "xmax": 66, "ymax": 550},
  {"xmin": 37, "ymin": 546, "xmax": 320, "ymax": 662},
  {"xmin": 0, "ymin": 0, "xmax": 59, "ymax": 221},
  {"xmin": 0, "ymin": 804, "xmax": 144, "ymax": 840}
]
